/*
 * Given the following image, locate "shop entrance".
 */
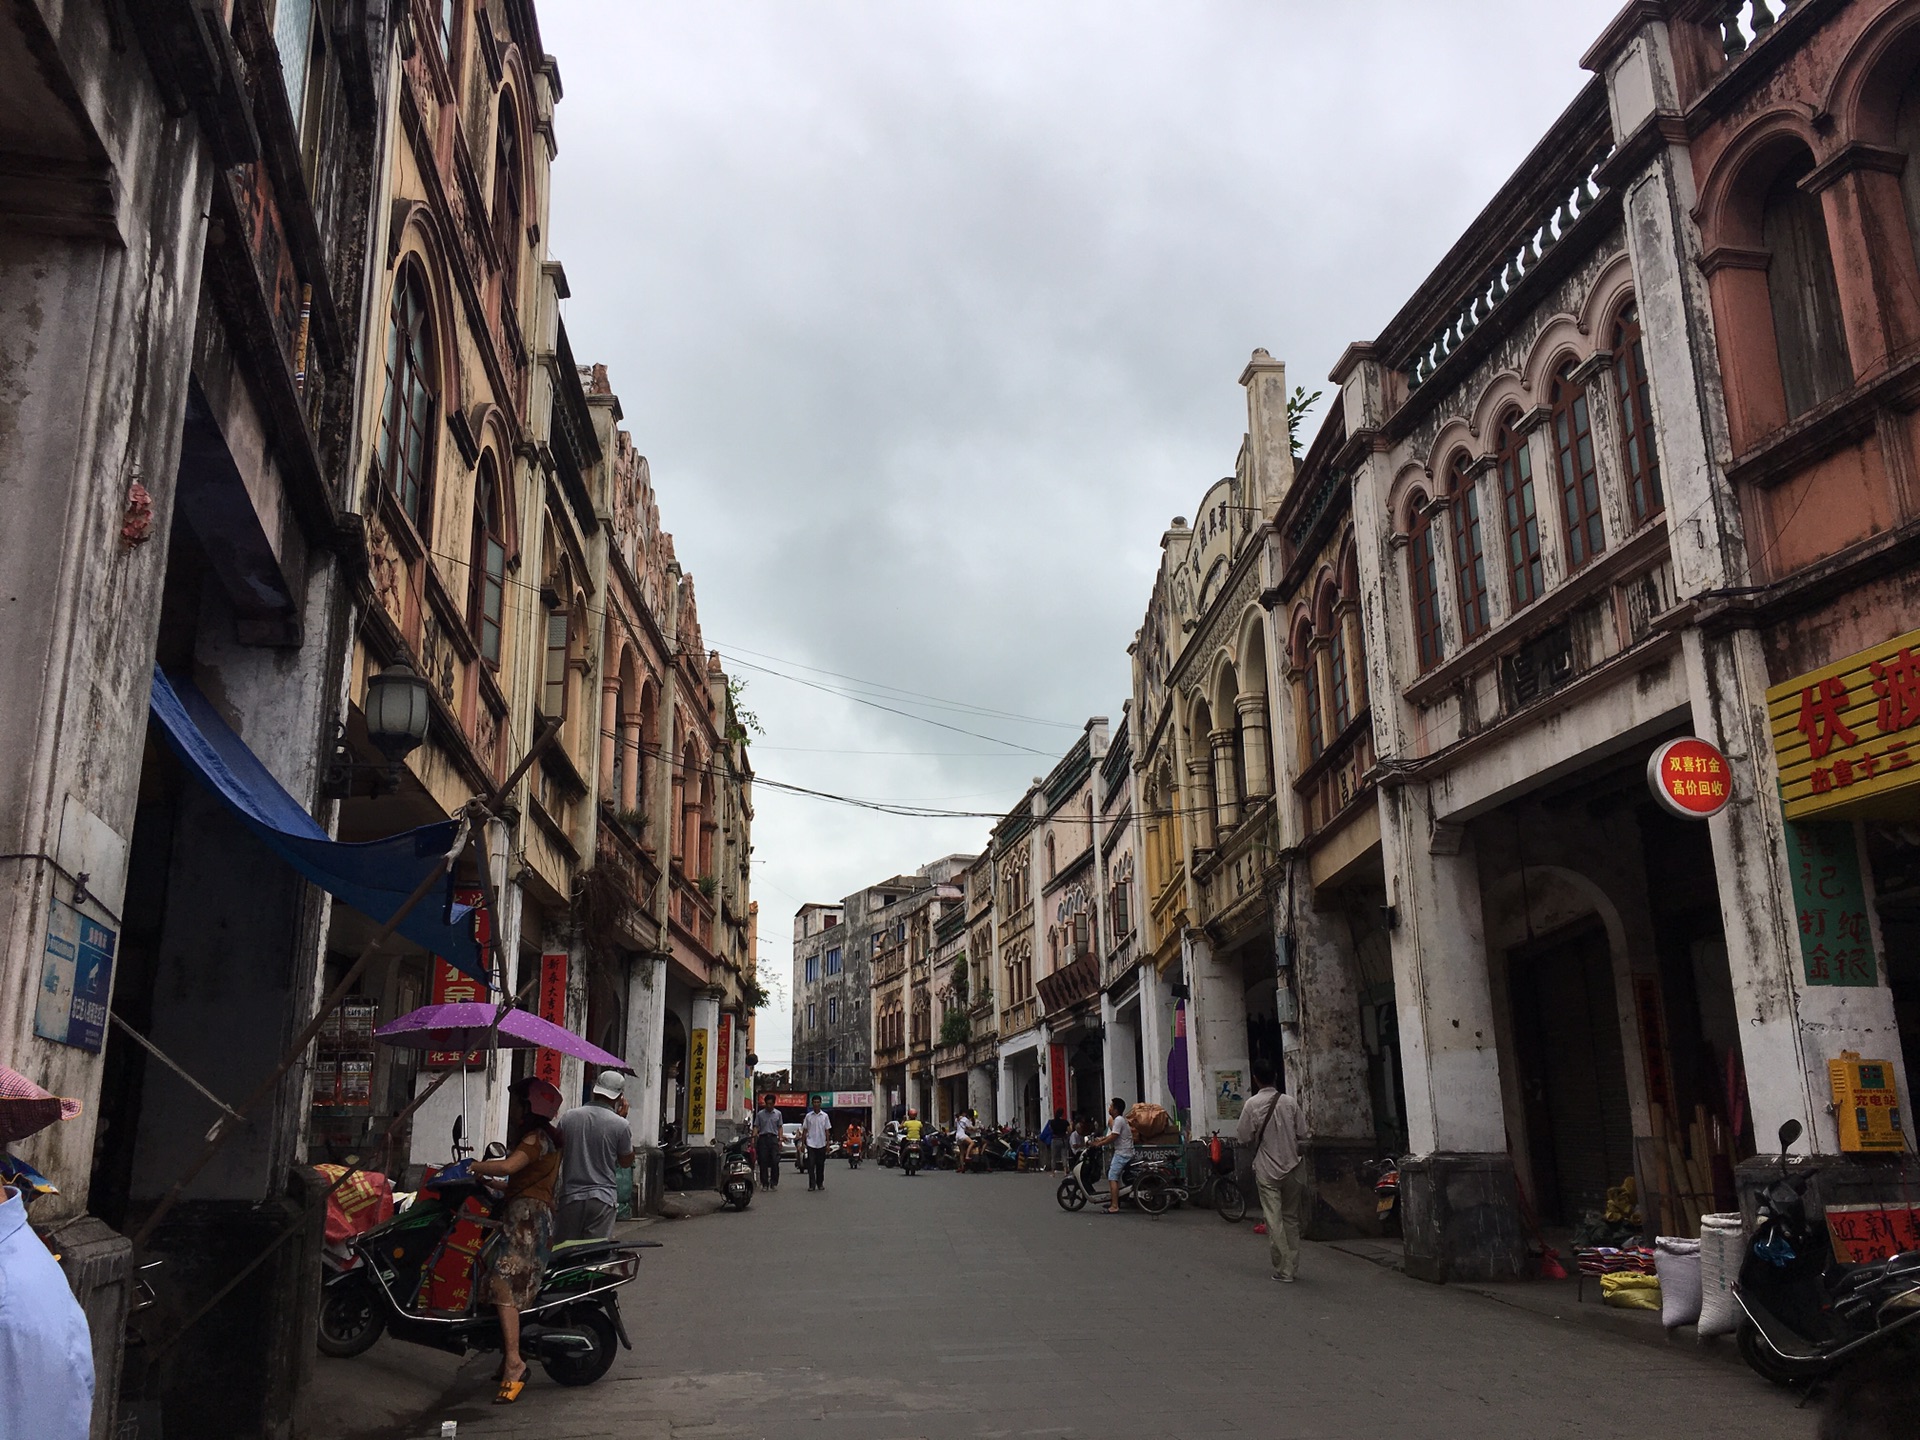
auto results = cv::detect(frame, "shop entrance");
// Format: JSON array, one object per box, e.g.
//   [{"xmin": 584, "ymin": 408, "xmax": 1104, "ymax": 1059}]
[{"xmin": 1507, "ymin": 920, "xmax": 1634, "ymax": 1225}]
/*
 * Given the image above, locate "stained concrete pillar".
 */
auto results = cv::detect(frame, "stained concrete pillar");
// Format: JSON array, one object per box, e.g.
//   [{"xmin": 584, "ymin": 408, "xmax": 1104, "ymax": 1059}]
[
  {"xmin": 1210, "ymin": 728, "xmax": 1241, "ymax": 829},
  {"xmin": 1236, "ymin": 693, "xmax": 1273, "ymax": 799},
  {"xmin": 1186, "ymin": 757, "xmax": 1216, "ymax": 853},
  {"xmin": 625, "ymin": 954, "xmax": 667, "ymax": 1148},
  {"xmin": 1102, "ymin": 990, "xmax": 1141, "ymax": 1107},
  {"xmin": 599, "ymin": 681, "xmax": 619, "ymax": 799},
  {"xmin": 620, "ymin": 712, "xmax": 642, "ymax": 814},
  {"xmin": 1281, "ymin": 882, "xmax": 1378, "ymax": 1238},
  {"xmin": 1377, "ymin": 782, "xmax": 1524, "ymax": 1282},
  {"xmin": 1182, "ymin": 928, "xmax": 1249, "ymax": 1137}
]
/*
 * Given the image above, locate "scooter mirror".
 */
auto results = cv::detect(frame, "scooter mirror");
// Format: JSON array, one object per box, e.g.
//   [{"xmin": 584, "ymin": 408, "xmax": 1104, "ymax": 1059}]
[
  {"xmin": 485, "ymin": 1141, "xmax": 507, "ymax": 1160},
  {"xmin": 452, "ymin": 1115, "xmax": 464, "ymax": 1149},
  {"xmin": 1778, "ymin": 1117, "xmax": 1803, "ymax": 1154}
]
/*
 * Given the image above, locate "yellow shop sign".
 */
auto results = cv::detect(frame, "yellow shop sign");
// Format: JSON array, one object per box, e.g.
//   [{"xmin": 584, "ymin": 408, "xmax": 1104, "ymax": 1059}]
[{"xmin": 1768, "ymin": 626, "xmax": 1920, "ymax": 819}]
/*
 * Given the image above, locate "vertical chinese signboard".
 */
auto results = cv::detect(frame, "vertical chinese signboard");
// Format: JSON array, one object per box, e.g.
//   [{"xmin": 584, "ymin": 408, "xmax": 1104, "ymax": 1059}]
[
  {"xmin": 687, "ymin": 1028, "xmax": 710, "ymax": 1136},
  {"xmin": 1049, "ymin": 1044, "xmax": 1070, "ymax": 1121},
  {"xmin": 715, "ymin": 1013, "xmax": 732, "ymax": 1116},
  {"xmin": 1768, "ymin": 627, "xmax": 1920, "ymax": 817},
  {"xmin": 537, "ymin": 952, "xmax": 569, "ymax": 1086},
  {"xmin": 1785, "ymin": 822, "xmax": 1876, "ymax": 986},
  {"xmin": 426, "ymin": 889, "xmax": 488, "ymax": 1068}
]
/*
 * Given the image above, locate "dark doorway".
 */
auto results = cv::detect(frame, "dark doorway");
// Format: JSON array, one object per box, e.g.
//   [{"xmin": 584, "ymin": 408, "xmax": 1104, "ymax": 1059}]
[{"xmin": 1507, "ymin": 920, "xmax": 1635, "ymax": 1224}]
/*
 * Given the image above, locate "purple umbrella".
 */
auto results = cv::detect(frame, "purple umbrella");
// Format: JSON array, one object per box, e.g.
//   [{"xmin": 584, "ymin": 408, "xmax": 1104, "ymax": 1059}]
[{"xmin": 375, "ymin": 1002, "xmax": 628, "ymax": 1069}]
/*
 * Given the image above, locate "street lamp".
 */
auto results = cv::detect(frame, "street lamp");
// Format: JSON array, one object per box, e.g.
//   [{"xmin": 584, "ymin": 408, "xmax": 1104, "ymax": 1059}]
[{"xmin": 364, "ymin": 661, "xmax": 431, "ymax": 769}]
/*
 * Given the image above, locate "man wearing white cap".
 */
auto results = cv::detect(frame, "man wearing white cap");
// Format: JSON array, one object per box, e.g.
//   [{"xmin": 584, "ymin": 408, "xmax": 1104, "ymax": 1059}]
[
  {"xmin": 1, "ymin": 1062, "xmax": 94, "ymax": 1439},
  {"xmin": 555, "ymin": 1071, "xmax": 634, "ymax": 1241}
]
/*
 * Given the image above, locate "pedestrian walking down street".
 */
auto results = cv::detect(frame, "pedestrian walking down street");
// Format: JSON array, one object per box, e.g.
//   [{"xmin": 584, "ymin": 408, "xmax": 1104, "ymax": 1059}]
[
  {"xmin": 1235, "ymin": 1066, "xmax": 1306, "ymax": 1282},
  {"xmin": 1044, "ymin": 1109, "xmax": 1069, "ymax": 1173},
  {"xmin": 753, "ymin": 1094, "xmax": 784, "ymax": 1188},
  {"xmin": 953, "ymin": 1108, "xmax": 976, "ymax": 1172},
  {"xmin": 802, "ymin": 1097, "xmax": 832, "ymax": 1191},
  {"xmin": 1068, "ymin": 1115, "xmax": 1088, "ymax": 1171},
  {"xmin": 554, "ymin": 1071, "xmax": 635, "ymax": 1242}
]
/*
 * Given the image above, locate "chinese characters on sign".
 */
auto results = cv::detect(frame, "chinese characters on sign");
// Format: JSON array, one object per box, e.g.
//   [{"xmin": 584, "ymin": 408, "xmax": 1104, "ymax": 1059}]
[
  {"xmin": 1049, "ymin": 1044, "xmax": 1070, "ymax": 1121},
  {"xmin": 1646, "ymin": 737, "xmax": 1733, "ymax": 819},
  {"xmin": 1785, "ymin": 823, "xmax": 1876, "ymax": 987},
  {"xmin": 715, "ymin": 1013, "xmax": 732, "ymax": 1115},
  {"xmin": 1825, "ymin": 1205, "xmax": 1920, "ymax": 1263},
  {"xmin": 427, "ymin": 889, "xmax": 489, "ymax": 1067},
  {"xmin": 536, "ymin": 952, "xmax": 568, "ymax": 1087},
  {"xmin": 1768, "ymin": 629, "xmax": 1920, "ymax": 819},
  {"xmin": 687, "ymin": 1028, "xmax": 710, "ymax": 1136},
  {"xmin": 33, "ymin": 898, "xmax": 116, "ymax": 1053}
]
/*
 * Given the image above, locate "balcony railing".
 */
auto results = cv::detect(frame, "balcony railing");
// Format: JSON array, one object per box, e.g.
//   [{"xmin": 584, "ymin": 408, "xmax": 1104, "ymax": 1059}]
[{"xmin": 1001, "ymin": 995, "xmax": 1037, "ymax": 1036}]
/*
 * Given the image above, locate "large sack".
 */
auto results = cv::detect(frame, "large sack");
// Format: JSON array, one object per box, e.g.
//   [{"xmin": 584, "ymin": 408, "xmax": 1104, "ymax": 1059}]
[
  {"xmin": 1600, "ymin": 1272, "xmax": 1662, "ymax": 1310},
  {"xmin": 1127, "ymin": 1103, "xmax": 1171, "ymax": 1141},
  {"xmin": 1655, "ymin": 1235, "xmax": 1702, "ymax": 1329},
  {"xmin": 1697, "ymin": 1213, "xmax": 1745, "ymax": 1339}
]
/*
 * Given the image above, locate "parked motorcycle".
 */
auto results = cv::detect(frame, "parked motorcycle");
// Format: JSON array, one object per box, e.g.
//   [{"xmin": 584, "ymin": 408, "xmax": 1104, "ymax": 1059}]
[
  {"xmin": 967, "ymin": 1130, "xmax": 1022, "ymax": 1173},
  {"xmin": 661, "ymin": 1125, "xmax": 696, "ymax": 1191},
  {"xmin": 1733, "ymin": 1117, "xmax": 1920, "ymax": 1385},
  {"xmin": 1364, "ymin": 1156, "xmax": 1401, "ymax": 1235},
  {"xmin": 1054, "ymin": 1146, "xmax": 1167, "ymax": 1214},
  {"xmin": 721, "ymin": 1134, "xmax": 756, "ymax": 1211},
  {"xmin": 316, "ymin": 1156, "xmax": 654, "ymax": 1387}
]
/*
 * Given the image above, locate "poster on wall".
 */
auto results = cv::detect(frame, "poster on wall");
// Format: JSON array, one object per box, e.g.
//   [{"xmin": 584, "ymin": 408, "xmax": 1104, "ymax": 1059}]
[
  {"xmin": 426, "ymin": 889, "xmax": 489, "ymax": 1067},
  {"xmin": 687, "ymin": 1028, "xmax": 710, "ymax": 1135},
  {"xmin": 33, "ymin": 897, "xmax": 116, "ymax": 1054},
  {"xmin": 1786, "ymin": 822, "xmax": 1877, "ymax": 987},
  {"xmin": 1214, "ymin": 1069, "xmax": 1246, "ymax": 1121},
  {"xmin": 715, "ymin": 1013, "xmax": 732, "ymax": 1115},
  {"xmin": 537, "ymin": 952, "xmax": 569, "ymax": 1086}
]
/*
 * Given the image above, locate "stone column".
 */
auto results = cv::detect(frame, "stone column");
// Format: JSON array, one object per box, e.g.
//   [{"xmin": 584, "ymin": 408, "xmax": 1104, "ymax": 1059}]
[
  {"xmin": 1210, "ymin": 727, "xmax": 1241, "ymax": 829},
  {"xmin": 625, "ymin": 954, "xmax": 668, "ymax": 1148},
  {"xmin": 598, "ymin": 681, "xmax": 619, "ymax": 799},
  {"xmin": 1377, "ymin": 781, "xmax": 1524, "ymax": 1282},
  {"xmin": 1182, "ymin": 928, "xmax": 1249, "ymax": 1137},
  {"xmin": 689, "ymin": 991, "xmax": 720, "ymax": 1146},
  {"xmin": 1236, "ymin": 692, "xmax": 1273, "ymax": 798},
  {"xmin": 1279, "ymin": 874, "xmax": 1378, "ymax": 1239},
  {"xmin": 1186, "ymin": 757, "xmax": 1217, "ymax": 852},
  {"xmin": 1136, "ymin": 960, "xmax": 1175, "ymax": 1111},
  {"xmin": 620, "ymin": 711, "xmax": 641, "ymax": 814}
]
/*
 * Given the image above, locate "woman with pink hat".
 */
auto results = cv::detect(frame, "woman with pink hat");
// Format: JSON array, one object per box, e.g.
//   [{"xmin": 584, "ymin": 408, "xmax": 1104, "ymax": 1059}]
[{"xmin": 1, "ymin": 1061, "xmax": 94, "ymax": 1439}]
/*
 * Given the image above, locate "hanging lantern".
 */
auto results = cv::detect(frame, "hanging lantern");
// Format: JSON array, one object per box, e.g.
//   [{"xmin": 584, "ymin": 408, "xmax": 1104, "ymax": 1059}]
[{"xmin": 364, "ymin": 661, "xmax": 431, "ymax": 766}]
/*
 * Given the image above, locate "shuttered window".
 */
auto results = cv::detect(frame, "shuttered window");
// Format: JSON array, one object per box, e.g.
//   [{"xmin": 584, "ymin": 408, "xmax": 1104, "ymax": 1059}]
[
  {"xmin": 1408, "ymin": 507, "xmax": 1444, "ymax": 672},
  {"xmin": 1497, "ymin": 419, "xmax": 1543, "ymax": 610},
  {"xmin": 1301, "ymin": 631, "xmax": 1325, "ymax": 762},
  {"xmin": 1452, "ymin": 464, "xmax": 1490, "ymax": 642},
  {"xmin": 1327, "ymin": 615, "xmax": 1351, "ymax": 732},
  {"xmin": 1612, "ymin": 304, "xmax": 1663, "ymax": 525},
  {"xmin": 377, "ymin": 267, "xmax": 437, "ymax": 532},
  {"xmin": 1550, "ymin": 365, "xmax": 1606, "ymax": 571},
  {"xmin": 1762, "ymin": 156, "xmax": 1851, "ymax": 419}
]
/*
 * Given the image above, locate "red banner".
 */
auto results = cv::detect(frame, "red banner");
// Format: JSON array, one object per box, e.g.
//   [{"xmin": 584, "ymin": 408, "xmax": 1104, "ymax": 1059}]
[
  {"xmin": 1049, "ymin": 1044, "xmax": 1070, "ymax": 1122},
  {"xmin": 715, "ymin": 1013, "xmax": 732, "ymax": 1115},
  {"xmin": 426, "ymin": 890, "xmax": 490, "ymax": 1067},
  {"xmin": 537, "ymin": 952, "xmax": 568, "ymax": 1087}
]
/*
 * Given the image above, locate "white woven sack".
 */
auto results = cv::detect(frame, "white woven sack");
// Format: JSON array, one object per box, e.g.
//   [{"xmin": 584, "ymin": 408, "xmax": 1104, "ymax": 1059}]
[
  {"xmin": 1656, "ymin": 1235, "xmax": 1702, "ymax": 1329},
  {"xmin": 1697, "ymin": 1213, "xmax": 1744, "ymax": 1340}
]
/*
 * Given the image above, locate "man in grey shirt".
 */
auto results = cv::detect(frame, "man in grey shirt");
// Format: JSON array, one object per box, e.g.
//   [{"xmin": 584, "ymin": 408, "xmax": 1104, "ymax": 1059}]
[
  {"xmin": 1235, "ymin": 1065, "xmax": 1307, "ymax": 1281},
  {"xmin": 753, "ymin": 1094, "xmax": 784, "ymax": 1188},
  {"xmin": 556, "ymin": 1070, "xmax": 635, "ymax": 1241}
]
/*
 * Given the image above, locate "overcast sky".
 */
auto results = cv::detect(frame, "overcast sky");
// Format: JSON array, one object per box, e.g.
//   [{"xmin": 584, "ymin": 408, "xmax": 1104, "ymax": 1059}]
[{"xmin": 539, "ymin": 0, "xmax": 1625, "ymax": 1066}]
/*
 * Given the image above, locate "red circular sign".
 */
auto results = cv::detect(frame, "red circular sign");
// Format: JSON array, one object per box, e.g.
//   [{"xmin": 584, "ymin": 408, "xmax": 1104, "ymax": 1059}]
[{"xmin": 1647, "ymin": 737, "xmax": 1733, "ymax": 819}]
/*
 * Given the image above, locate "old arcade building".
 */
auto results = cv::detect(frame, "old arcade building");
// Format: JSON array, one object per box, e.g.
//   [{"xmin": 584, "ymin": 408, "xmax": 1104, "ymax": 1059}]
[
  {"xmin": 1129, "ymin": 353, "xmax": 1298, "ymax": 1159},
  {"xmin": 1032, "ymin": 722, "xmax": 1112, "ymax": 1127}
]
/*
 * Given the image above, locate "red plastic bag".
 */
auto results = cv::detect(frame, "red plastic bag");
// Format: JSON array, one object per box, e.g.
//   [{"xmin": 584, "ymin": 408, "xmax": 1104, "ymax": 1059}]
[{"xmin": 316, "ymin": 1163, "xmax": 394, "ymax": 1245}]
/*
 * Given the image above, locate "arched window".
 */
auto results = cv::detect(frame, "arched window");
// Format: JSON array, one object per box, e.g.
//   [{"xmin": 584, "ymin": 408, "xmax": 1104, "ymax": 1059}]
[
  {"xmin": 1611, "ymin": 303, "xmax": 1663, "ymax": 525},
  {"xmin": 1496, "ymin": 416, "xmax": 1542, "ymax": 610},
  {"xmin": 469, "ymin": 456, "xmax": 506, "ymax": 664},
  {"xmin": 377, "ymin": 265, "xmax": 437, "ymax": 531},
  {"xmin": 1450, "ymin": 457, "xmax": 1490, "ymax": 641},
  {"xmin": 1549, "ymin": 363, "xmax": 1606, "ymax": 571},
  {"xmin": 1327, "ymin": 616, "xmax": 1351, "ymax": 733},
  {"xmin": 1045, "ymin": 833, "xmax": 1057, "ymax": 880},
  {"xmin": 1761, "ymin": 154, "xmax": 1850, "ymax": 418},
  {"xmin": 492, "ymin": 98, "xmax": 523, "ymax": 282},
  {"xmin": 1407, "ymin": 503, "xmax": 1443, "ymax": 672},
  {"xmin": 1295, "ymin": 622, "xmax": 1324, "ymax": 762},
  {"xmin": 1896, "ymin": 70, "xmax": 1920, "ymax": 280}
]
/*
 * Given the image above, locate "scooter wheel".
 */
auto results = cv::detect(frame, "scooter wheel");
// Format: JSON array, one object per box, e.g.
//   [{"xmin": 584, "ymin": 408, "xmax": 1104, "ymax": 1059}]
[
  {"xmin": 1056, "ymin": 1178, "xmax": 1086, "ymax": 1212},
  {"xmin": 1213, "ymin": 1177, "xmax": 1247, "ymax": 1223},
  {"xmin": 316, "ymin": 1273, "xmax": 386, "ymax": 1358},
  {"xmin": 1736, "ymin": 1320, "xmax": 1822, "ymax": 1387},
  {"xmin": 542, "ymin": 1305, "xmax": 619, "ymax": 1387},
  {"xmin": 1134, "ymin": 1172, "xmax": 1171, "ymax": 1216}
]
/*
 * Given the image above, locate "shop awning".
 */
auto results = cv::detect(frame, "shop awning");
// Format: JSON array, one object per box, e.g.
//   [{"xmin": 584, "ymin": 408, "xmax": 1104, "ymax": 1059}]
[{"xmin": 149, "ymin": 667, "xmax": 486, "ymax": 981}]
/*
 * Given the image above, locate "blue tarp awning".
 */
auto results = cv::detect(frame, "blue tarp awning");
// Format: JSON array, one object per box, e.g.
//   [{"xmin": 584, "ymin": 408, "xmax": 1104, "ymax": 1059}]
[{"xmin": 149, "ymin": 667, "xmax": 487, "ymax": 981}]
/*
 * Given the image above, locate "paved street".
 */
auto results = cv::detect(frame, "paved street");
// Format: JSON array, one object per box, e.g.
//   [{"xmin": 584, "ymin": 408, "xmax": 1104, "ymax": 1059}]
[{"xmin": 385, "ymin": 1164, "xmax": 1816, "ymax": 1440}]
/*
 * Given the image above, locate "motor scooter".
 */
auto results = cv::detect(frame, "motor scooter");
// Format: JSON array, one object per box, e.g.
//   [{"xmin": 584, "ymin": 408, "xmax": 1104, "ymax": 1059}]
[
  {"xmin": 1364, "ymin": 1156, "xmax": 1401, "ymax": 1235},
  {"xmin": 1054, "ymin": 1146, "xmax": 1166, "ymax": 1213},
  {"xmin": 900, "ymin": 1130, "xmax": 922, "ymax": 1176},
  {"xmin": 1733, "ymin": 1117, "xmax": 1920, "ymax": 1385},
  {"xmin": 721, "ymin": 1134, "xmax": 756, "ymax": 1211},
  {"xmin": 316, "ymin": 1148, "xmax": 654, "ymax": 1388},
  {"xmin": 844, "ymin": 1134, "xmax": 864, "ymax": 1169}
]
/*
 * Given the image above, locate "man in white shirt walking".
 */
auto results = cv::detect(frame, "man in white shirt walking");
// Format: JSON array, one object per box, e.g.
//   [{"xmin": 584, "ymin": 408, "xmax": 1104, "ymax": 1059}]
[
  {"xmin": 1235, "ymin": 1065, "xmax": 1307, "ymax": 1281},
  {"xmin": 801, "ymin": 1097, "xmax": 833, "ymax": 1191}
]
